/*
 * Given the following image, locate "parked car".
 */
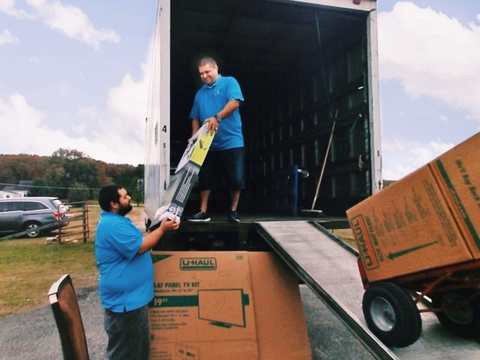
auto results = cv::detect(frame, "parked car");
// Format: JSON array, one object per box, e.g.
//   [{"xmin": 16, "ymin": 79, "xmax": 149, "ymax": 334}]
[{"xmin": 0, "ymin": 197, "xmax": 69, "ymax": 238}]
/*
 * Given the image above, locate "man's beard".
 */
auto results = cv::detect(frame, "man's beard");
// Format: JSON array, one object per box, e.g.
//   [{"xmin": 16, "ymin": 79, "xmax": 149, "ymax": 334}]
[{"xmin": 117, "ymin": 203, "xmax": 133, "ymax": 216}]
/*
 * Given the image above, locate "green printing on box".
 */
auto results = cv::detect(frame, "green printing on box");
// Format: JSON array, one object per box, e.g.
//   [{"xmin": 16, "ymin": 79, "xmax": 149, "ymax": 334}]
[{"xmin": 436, "ymin": 159, "xmax": 480, "ymax": 250}]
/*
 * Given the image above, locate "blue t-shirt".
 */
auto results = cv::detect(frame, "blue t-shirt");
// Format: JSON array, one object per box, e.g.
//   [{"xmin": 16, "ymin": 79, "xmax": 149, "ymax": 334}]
[
  {"xmin": 190, "ymin": 75, "xmax": 244, "ymax": 150},
  {"xmin": 95, "ymin": 211, "xmax": 153, "ymax": 312}
]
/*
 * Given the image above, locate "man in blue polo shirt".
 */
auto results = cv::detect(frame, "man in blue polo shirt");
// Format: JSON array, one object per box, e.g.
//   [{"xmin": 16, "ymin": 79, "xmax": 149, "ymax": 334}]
[
  {"xmin": 95, "ymin": 185, "xmax": 180, "ymax": 360},
  {"xmin": 187, "ymin": 56, "xmax": 245, "ymax": 223}
]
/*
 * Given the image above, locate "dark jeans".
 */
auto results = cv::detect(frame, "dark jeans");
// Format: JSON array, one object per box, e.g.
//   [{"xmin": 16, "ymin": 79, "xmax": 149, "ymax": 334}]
[{"xmin": 104, "ymin": 305, "xmax": 150, "ymax": 360}]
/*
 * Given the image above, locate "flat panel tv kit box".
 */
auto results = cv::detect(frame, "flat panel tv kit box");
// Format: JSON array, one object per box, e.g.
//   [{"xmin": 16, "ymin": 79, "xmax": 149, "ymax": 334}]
[
  {"xmin": 153, "ymin": 123, "xmax": 214, "ymax": 224},
  {"xmin": 148, "ymin": 251, "xmax": 311, "ymax": 360}
]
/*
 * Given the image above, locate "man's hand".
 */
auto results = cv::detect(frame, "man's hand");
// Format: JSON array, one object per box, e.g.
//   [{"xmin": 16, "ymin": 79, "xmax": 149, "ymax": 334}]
[
  {"xmin": 160, "ymin": 217, "xmax": 180, "ymax": 232},
  {"xmin": 205, "ymin": 118, "xmax": 219, "ymax": 134},
  {"xmin": 138, "ymin": 216, "xmax": 180, "ymax": 254}
]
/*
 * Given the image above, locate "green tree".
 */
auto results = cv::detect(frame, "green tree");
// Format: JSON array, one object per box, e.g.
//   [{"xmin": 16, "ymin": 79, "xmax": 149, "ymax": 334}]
[
  {"xmin": 131, "ymin": 187, "xmax": 144, "ymax": 206},
  {"xmin": 65, "ymin": 157, "xmax": 100, "ymax": 199},
  {"xmin": 67, "ymin": 182, "xmax": 90, "ymax": 203},
  {"xmin": 1, "ymin": 151, "xmax": 145, "ymax": 202},
  {"xmin": 0, "ymin": 154, "xmax": 44, "ymax": 186},
  {"xmin": 30, "ymin": 178, "xmax": 50, "ymax": 196},
  {"xmin": 44, "ymin": 148, "xmax": 100, "ymax": 199},
  {"xmin": 43, "ymin": 157, "xmax": 68, "ymax": 198}
]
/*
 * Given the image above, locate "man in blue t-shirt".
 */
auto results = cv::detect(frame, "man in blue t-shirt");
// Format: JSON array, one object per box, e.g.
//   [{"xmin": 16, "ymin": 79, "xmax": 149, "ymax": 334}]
[
  {"xmin": 188, "ymin": 56, "xmax": 245, "ymax": 223},
  {"xmin": 95, "ymin": 185, "xmax": 180, "ymax": 360}
]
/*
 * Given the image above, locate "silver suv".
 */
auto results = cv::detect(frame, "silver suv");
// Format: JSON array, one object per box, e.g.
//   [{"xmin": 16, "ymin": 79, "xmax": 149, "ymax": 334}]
[{"xmin": 0, "ymin": 197, "xmax": 69, "ymax": 239}]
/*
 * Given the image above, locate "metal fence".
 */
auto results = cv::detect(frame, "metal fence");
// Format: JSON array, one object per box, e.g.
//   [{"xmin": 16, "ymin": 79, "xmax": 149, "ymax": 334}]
[{"xmin": 55, "ymin": 202, "xmax": 90, "ymax": 244}]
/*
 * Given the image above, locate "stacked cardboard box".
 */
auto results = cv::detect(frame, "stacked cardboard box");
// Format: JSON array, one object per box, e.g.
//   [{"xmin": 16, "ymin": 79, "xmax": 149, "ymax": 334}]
[
  {"xmin": 149, "ymin": 251, "xmax": 312, "ymax": 360},
  {"xmin": 347, "ymin": 132, "xmax": 480, "ymax": 282}
]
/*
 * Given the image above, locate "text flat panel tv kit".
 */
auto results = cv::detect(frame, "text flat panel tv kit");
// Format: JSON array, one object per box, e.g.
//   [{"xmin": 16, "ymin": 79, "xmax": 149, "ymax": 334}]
[{"xmin": 148, "ymin": 251, "xmax": 312, "ymax": 360}]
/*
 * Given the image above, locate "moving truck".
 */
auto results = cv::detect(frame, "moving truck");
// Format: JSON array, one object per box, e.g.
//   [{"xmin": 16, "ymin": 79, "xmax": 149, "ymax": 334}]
[{"xmin": 143, "ymin": 0, "xmax": 381, "ymax": 232}]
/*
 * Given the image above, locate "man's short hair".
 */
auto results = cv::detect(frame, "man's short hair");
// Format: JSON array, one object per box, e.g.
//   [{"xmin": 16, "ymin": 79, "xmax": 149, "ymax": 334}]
[
  {"xmin": 98, "ymin": 185, "xmax": 122, "ymax": 212},
  {"xmin": 198, "ymin": 57, "xmax": 217, "ymax": 67}
]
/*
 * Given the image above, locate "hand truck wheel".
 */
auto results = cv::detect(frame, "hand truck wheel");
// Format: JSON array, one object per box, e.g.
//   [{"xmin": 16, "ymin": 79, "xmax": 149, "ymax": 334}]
[
  {"xmin": 362, "ymin": 282, "xmax": 422, "ymax": 347},
  {"xmin": 431, "ymin": 288, "xmax": 480, "ymax": 337}
]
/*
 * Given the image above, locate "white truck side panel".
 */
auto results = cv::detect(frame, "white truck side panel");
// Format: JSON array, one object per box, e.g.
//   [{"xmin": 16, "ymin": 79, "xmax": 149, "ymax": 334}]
[
  {"xmin": 144, "ymin": 0, "xmax": 171, "ymax": 222},
  {"xmin": 367, "ymin": 9, "xmax": 383, "ymax": 193}
]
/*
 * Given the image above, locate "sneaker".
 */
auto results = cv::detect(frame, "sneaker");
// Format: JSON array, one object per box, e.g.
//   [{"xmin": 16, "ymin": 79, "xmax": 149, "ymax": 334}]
[
  {"xmin": 228, "ymin": 209, "xmax": 240, "ymax": 223},
  {"xmin": 187, "ymin": 211, "xmax": 211, "ymax": 222}
]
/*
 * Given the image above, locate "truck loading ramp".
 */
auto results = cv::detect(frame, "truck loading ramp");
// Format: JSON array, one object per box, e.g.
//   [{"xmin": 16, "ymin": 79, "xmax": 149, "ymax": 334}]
[{"xmin": 255, "ymin": 221, "xmax": 480, "ymax": 360}]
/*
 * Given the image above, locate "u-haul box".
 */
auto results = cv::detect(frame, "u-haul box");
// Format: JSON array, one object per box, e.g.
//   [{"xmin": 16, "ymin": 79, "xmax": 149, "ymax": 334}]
[
  {"xmin": 149, "ymin": 251, "xmax": 311, "ymax": 360},
  {"xmin": 347, "ymin": 132, "xmax": 480, "ymax": 283},
  {"xmin": 429, "ymin": 132, "xmax": 480, "ymax": 259},
  {"xmin": 347, "ymin": 166, "xmax": 472, "ymax": 282}
]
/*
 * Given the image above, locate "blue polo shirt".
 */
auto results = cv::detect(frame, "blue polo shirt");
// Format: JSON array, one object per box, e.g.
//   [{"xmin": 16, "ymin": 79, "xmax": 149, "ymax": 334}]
[
  {"xmin": 190, "ymin": 75, "xmax": 244, "ymax": 150},
  {"xmin": 95, "ymin": 211, "xmax": 153, "ymax": 312}
]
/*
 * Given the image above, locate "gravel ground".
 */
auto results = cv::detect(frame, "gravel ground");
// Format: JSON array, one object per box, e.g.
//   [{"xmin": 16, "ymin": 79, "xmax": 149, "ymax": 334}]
[
  {"xmin": 0, "ymin": 286, "xmax": 107, "ymax": 360},
  {"xmin": 0, "ymin": 285, "xmax": 373, "ymax": 360}
]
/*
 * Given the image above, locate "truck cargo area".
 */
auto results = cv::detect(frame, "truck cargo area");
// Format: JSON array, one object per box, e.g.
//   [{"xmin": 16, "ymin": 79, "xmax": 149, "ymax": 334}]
[{"xmin": 162, "ymin": 0, "xmax": 380, "ymax": 218}]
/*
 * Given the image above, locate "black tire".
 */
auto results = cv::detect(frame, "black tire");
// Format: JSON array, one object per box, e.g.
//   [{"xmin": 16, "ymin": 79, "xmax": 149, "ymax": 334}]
[
  {"xmin": 362, "ymin": 282, "xmax": 422, "ymax": 347},
  {"xmin": 23, "ymin": 221, "xmax": 42, "ymax": 238},
  {"xmin": 431, "ymin": 288, "xmax": 480, "ymax": 337}
]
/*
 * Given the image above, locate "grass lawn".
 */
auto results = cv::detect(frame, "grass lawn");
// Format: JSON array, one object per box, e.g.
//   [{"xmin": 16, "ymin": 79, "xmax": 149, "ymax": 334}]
[{"xmin": 0, "ymin": 204, "xmax": 144, "ymax": 318}]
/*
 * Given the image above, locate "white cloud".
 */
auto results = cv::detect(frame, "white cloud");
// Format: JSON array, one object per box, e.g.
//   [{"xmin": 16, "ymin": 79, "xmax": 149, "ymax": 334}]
[
  {"xmin": 26, "ymin": 0, "xmax": 121, "ymax": 49},
  {"xmin": 104, "ymin": 64, "xmax": 150, "ymax": 142},
  {"xmin": 0, "ymin": 28, "xmax": 19, "ymax": 45},
  {"xmin": 378, "ymin": 2, "xmax": 480, "ymax": 121},
  {"xmin": 382, "ymin": 137, "xmax": 455, "ymax": 180},
  {"xmin": 71, "ymin": 122, "xmax": 85, "ymax": 135},
  {"xmin": 28, "ymin": 56, "xmax": 40, "ymax": 64},
  {"xmin": 0, "ymin": 92, "xmax": 144, "ymax": 164},
  {"xmin": 1, "ymin": 0, "xmax": 120, "ymax": 49},
  {"xmin": 78, "ymin": 106, "xmax": 97, "ymax": 119},
  {"xmin": 0, "ymin": 0, "xmax": 35, "ymax": 19},
  {"xmin": 0, "ymin": 55, "xmax": 151, "ymax": 165},
  {"xmin": 382, "ymin": 166, "xmax": 416, "ymax": 181},
  {"xmin": 58, "ymin": 82, "xmax": 70, "ymax": 98}
]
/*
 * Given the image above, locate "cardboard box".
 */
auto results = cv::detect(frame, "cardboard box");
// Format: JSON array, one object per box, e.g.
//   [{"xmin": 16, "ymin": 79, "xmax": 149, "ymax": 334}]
[
  {"xmin": 429, "ymin": 132, "xmax": 480, "ymax": 258},
  {"xmin": 148, "ymin": 251, "xmax": 312, "ymax": 360},
  {"xmin": 347, "ymin": 132, "xmax": 480, "ymax": 282},
  {"xmin": 347, "ymin": 165, "xmax": 474, "ymax": 283}
]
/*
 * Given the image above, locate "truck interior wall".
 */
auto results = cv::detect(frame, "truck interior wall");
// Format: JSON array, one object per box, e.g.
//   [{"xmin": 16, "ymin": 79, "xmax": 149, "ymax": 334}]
[{"xmin": 169, "ymin": 0, "xmax": 372, "ymax": 216}]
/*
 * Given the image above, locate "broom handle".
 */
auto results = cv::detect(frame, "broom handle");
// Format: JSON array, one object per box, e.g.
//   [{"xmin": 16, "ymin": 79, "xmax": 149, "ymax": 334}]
[{"xmin": 311, "ymin": 120, "xmax": 336, "ymax": 210}]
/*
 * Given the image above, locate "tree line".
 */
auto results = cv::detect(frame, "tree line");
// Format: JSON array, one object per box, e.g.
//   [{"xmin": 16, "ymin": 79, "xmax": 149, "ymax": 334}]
[{"xmin": 0, "ymin": 149, "xmax": 144, "ymax": 204}]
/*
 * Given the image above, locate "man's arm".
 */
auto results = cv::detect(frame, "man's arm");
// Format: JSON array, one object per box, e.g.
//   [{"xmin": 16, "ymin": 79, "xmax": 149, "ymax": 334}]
[
  {"xmin": 137, "ymin": 217, "xmax": 180, "ymax": 254},
  {"xmin": 217, "ymin": 99, "xmax": 240, "ymax": 119},
  {"xmin": 206, "ymin": 99, "xmax": 240, "ymax": 132}
]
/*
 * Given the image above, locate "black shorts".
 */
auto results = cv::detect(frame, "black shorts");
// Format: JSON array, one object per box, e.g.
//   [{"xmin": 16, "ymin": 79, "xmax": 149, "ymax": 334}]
[{"xmin": 198, "ymin": 147, "xmax": 245, "ymax": 191}]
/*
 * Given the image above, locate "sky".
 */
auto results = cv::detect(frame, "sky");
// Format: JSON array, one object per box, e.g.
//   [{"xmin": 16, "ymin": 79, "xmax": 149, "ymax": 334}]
[{"xmin": 0, "ymin": 0, "xmax": 479, "ymax": 181}]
